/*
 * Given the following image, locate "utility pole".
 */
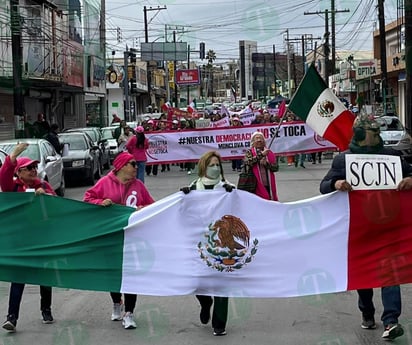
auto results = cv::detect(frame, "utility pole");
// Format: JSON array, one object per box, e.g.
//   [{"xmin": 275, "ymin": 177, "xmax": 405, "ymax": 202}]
[
  {"xmin": 10, "ymin": 0, "xmax": 25, "ymax": 123},
  {"xmin": 187, "ymin": 44, "xmax": 190, "ymax": 106},
  {"xmin": 285, "ymin": 29, "xmax": 291, "ymax": 98},
  {"xmin": 143, "ymin": 5, "xmax": 167, "ymax": 43},
  {"xmin": 123, "ymin": 48, "xmax": 130, "ymax": 122},
  {"xmin": 173, "ymin": 31, "xmax": 178, "ymax": 108},
  {"xmin": 304, "ymin": 3, "xmax": 349, "ymax": 81},
  {"xmin": 284, "ymin": 34, "xmax": 320, "ymax": 84},
  {"xmin": 273, "ymin": 44, "xmax": 277, "ymax": 96},
  {"xmin": 378, "ymin": 0, "xmax": 388, "ymax": 115},
  {"xmin": 143, "ymin": 5, "xmax": 166, "ymax": 109},
  {"xmin": 405, "ymin": 0, "xmax": 412, "ymax": 130}
]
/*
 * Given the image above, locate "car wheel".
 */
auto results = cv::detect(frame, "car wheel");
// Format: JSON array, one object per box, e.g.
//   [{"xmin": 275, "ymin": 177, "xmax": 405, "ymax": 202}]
[{"xmin": 56, "ymin": 172, "xmax": 65, "ymax": 197}]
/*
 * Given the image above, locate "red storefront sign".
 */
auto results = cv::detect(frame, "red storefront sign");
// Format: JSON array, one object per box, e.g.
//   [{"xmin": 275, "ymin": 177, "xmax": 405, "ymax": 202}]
[{"xmin": 175, "ymin": 68, "xmax": 200, "ymax": 86}]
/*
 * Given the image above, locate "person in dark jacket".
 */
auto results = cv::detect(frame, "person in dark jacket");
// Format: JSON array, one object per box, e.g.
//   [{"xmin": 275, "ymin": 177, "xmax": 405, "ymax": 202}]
[
  {"xmin": 320, "ymin": 113, "xmax": 412, "ymax": 341},
  {"xmin": 44, "ymin": 124, "xmax": 62, "ymax": 154},
  {"xmin": 180, "ymin": 151, "xmax": 235, "ymax": 337},
  {"xmin": 0, "ymin": 143, "xmax": 56, "ymax": 332}
]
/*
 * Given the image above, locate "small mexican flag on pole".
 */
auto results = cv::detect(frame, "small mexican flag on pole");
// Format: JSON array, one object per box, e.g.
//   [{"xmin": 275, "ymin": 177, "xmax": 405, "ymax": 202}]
[{"xmin": 288, "ymin": 64, "xmax": 355, "ymax": 151}]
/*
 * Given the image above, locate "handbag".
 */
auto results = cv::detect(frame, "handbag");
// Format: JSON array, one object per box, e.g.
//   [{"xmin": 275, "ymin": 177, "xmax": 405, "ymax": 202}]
[{"xmin": 237, "ymin": 164, "xmax": 257, "ymax": 193}]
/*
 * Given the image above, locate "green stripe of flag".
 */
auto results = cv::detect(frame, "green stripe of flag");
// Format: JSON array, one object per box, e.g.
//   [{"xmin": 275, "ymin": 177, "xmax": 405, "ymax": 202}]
[
  {"xmin": 288, "ymin": 64, "xmax": 327, "ymax": 121},
  {"xmin": 0, "ymin": 193, "xmax": 134, "ymax": 292}
]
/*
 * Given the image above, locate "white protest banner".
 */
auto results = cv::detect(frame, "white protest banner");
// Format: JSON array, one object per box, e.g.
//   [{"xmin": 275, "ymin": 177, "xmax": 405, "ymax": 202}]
[
  {"xmin": 145, "ymin": 123, "xmax": 336, "ymax": 164},
  {"xmin": 209, "ymin": 117, "xmax": 230, "ymax": 128},
  {"xmin": 238, "ymin": 107, "xmax": 256, "ymax": 125},
  {"xmin": 345, "ymin": 154, "xmax": 402, "ymax": 190}
]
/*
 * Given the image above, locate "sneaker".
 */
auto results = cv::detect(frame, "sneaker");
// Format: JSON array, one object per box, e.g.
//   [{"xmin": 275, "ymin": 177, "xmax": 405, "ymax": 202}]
[
  {"xmin": 300, "ymin": 163, "xmax": 305, "ymax": 168},
  {"xmin": 2, "ymin": 315, "xmax": 16, "ymax": 332},
  {"xmin": 122, "ymin": 312, "xmax": 136, "ymax": 329},
  {"xmin": 41, "ymin": 308, "xmax": 54, "ymax": 324},
  {"xmin": 187, "ymin": 170, "xmax": 192, "ymax": 175},
  {"xmin": 199, "ymin": 303, "xmax": 212, "ymax": 324},
  {"xmin": 382, "ymin": 323, "xmax": 404, "ymax": 340},
  {"xmin": 213, "ymin": 328, "xmax": 227, "ymax": 336},
  {"xmin": 361, "ymin": 316, "xmax": 376, "ymax": 329},
  {"xmin": 111, "ymin": 303, "xmax": 123, "ymax": 321}
]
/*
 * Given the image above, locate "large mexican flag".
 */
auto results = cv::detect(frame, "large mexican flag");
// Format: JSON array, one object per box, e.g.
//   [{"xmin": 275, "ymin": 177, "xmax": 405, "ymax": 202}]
[
  {"xmin": 0, "ymin": 189, "xmax": 412, "ymax": 298},
  {"xmin": 288, "ymin": 64, "xmax": 355, "ymax": 151}
]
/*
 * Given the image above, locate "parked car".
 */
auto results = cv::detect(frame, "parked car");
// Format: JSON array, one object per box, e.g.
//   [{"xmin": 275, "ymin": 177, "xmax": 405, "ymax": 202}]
[
  {"xmin": 58, "ymin": 132, "xmax": 101, "ymax": 185},
  {"xmin": 0, "ymin": 139, "xmax": 65, "ymax": 196},
  {"xmin": 63, "ymin": 127, "xmax": 110, "ymax": 169},
  {"xmin": 0, "ymin": 148, "xmax": 6, "ymax": 168},
  {"xmin": 100, "ymin": 126, "xmax": 119, "ymax": 163},
  {"xmin": 376, "ymin": 115, "xmax": 412, "ymax": 162}
]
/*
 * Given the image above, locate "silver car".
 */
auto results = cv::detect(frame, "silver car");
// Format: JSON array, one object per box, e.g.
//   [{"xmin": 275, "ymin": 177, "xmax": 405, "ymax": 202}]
[
  {"xmin": 0, "ymin": 139, "xmax": 65, "ymax": 196},
  {"xmin": 100, "ymin": 126, "xmax": 119, "ymax": 163},
  {"xmin": 376, "ymin": 115, "xmax": 412, "ymax": 162},
  {"xmin": 58, "ymin": 132, "xmax": 101, "ymax": 186}
]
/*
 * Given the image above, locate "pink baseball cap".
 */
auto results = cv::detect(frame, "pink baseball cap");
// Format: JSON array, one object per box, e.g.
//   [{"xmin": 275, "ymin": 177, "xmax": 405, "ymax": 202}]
[
  {"xmin": 15, "ymin": 157, "xmax": 40, "ymax": 173},
  {"xmin": 135, "ymin": 126, "xmax": 144, "ymax": 133},
  {"xmin": 113, "ymin": 152, "xmax": 135, "ymax": 172}
]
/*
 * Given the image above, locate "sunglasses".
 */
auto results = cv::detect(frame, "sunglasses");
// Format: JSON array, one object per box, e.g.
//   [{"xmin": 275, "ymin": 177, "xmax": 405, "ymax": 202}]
[
  {"xmin": 21, "ymin": 164, "xmax": 38, "ymax": 171},
  {"xmin": 127, "ymin": 161, "xmax": 137, "ymax": 168}
]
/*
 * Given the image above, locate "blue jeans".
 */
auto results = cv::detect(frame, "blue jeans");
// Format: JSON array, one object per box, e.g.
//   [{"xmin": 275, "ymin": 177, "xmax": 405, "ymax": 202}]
[
  {"xmin": 8, "ymin": 283, "xmax": 52, "ymax": 319},
  {"xmin": 136, "ymin": 161, "xmax": 146, "ymax": 183},
  {"xmin": 357, "ymin": 286, "xmax": 401, "ymax": 326}
]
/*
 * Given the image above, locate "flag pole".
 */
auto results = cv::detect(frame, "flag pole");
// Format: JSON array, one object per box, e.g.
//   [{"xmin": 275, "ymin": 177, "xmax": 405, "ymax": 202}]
[{"xmin": 267, "ymin": 100, "xmax": 288, "ymax": 149}]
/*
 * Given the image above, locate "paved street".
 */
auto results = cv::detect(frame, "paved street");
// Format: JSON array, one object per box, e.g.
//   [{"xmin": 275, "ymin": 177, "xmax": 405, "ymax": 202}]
[{"xmin": 1, "ymin": 156, "xmax": 412, "ymax": 345}]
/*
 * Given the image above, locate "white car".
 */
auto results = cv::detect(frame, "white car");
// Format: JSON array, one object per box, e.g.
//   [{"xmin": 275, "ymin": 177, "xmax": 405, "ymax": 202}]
[
  {"xmin": 100, "ymin": 126, "xmax": 119, "ymax": 163},
  {"xmin": 376, "ymin": 115, "xmax": 412, "ymax": 162}
]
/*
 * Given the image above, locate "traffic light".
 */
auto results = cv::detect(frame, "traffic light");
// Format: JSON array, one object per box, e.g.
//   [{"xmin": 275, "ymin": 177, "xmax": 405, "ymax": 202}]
[
  {"xmin": 200, "ymin": 42, "xmax": 205, "ymax": 60},
  {"xmin": 130, "ymin": 78, "xmax": 137, "ymax": 93},
  {"xmin": 129, "ymin": 49, "xmax": 136, "ymax": 63}
]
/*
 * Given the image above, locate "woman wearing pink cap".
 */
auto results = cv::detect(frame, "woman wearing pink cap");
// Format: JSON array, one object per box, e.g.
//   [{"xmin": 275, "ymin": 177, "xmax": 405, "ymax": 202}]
[
  {"xmin": 83, "ymin": 151, "xmax": 155, "ymax": 330},
  {"xmin": 125, "ymin": 126, "xmax": 149, "ymax": 182},
  {"xmin": 0, "ymin": 143, "xmax": 56, "ymax": 332}
]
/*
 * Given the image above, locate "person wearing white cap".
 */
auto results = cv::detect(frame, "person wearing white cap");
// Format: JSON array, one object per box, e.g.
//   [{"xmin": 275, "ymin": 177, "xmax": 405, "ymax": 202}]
[{"xmin": 241, "ymin": 132, "xmax": 279, "ymax": 201}]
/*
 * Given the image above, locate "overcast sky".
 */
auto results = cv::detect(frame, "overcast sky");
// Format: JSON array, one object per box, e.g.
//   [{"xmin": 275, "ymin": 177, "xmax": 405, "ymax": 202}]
[{"xmin": 105, "ymin": 0, "xmax": 400, "ymax": 62}]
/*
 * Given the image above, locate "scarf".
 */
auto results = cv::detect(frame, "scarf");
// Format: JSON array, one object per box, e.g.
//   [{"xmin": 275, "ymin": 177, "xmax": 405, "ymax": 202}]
[
  {"xmin": 349, "ymin": 137, "xmax": 384, "ymax": 154},
  {"xmin": 195, "ymin": 176, "xmax": 222, "ymax": 190},
  {"xmin": 250, "ymin": 147, "xmax": 278, "ymax": 201}
]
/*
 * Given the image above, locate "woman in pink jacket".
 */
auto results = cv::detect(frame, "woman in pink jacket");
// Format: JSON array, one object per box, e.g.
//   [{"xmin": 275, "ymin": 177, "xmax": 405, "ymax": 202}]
[
  {"xmin": 243, "ymin": 131, "xmax": 279, "ymax": 201},
  {"xmin": 83, "ymin": 152, "xmax": 155, "ymax": 330},
  {"xmin": 125, "ymin": 126, "xmax": 149, "ymax": 183},
  {"xmin": 0, "ymin": 143, "xmax": 56, "ymax": 332}
]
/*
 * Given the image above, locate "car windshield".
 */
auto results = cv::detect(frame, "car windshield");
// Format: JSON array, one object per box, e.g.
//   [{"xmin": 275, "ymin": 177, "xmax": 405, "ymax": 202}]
[
  {"xmin": 377, "ymin": 117, "xmax": 404, "ymax": 131},
  {"xmin": 83, "ymin": 130, "xmax": 98, "ymax": 142},
  {"xmin": 59, "ymin": 135, "xmax": 87, "ymax": 150},
  {"xmin": 101, "ymin": 128, "xmax": 115, "ymax": 140},
  {"xmin": 0, "ymin": 143, "xmax": 40, "ymax": 161}
]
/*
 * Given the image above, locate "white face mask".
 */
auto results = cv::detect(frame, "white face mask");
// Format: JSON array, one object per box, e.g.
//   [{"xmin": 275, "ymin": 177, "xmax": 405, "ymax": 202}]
[{"xmin": 206, "ymin": 165, "xmax": 220, "ymax": 179}]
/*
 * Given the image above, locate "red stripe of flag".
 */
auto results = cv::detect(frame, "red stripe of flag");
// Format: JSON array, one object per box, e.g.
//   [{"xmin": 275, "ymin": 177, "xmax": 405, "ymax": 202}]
[{"xmin": 347, "ymin": 190, "xmax": 412, "ymax": 290}]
